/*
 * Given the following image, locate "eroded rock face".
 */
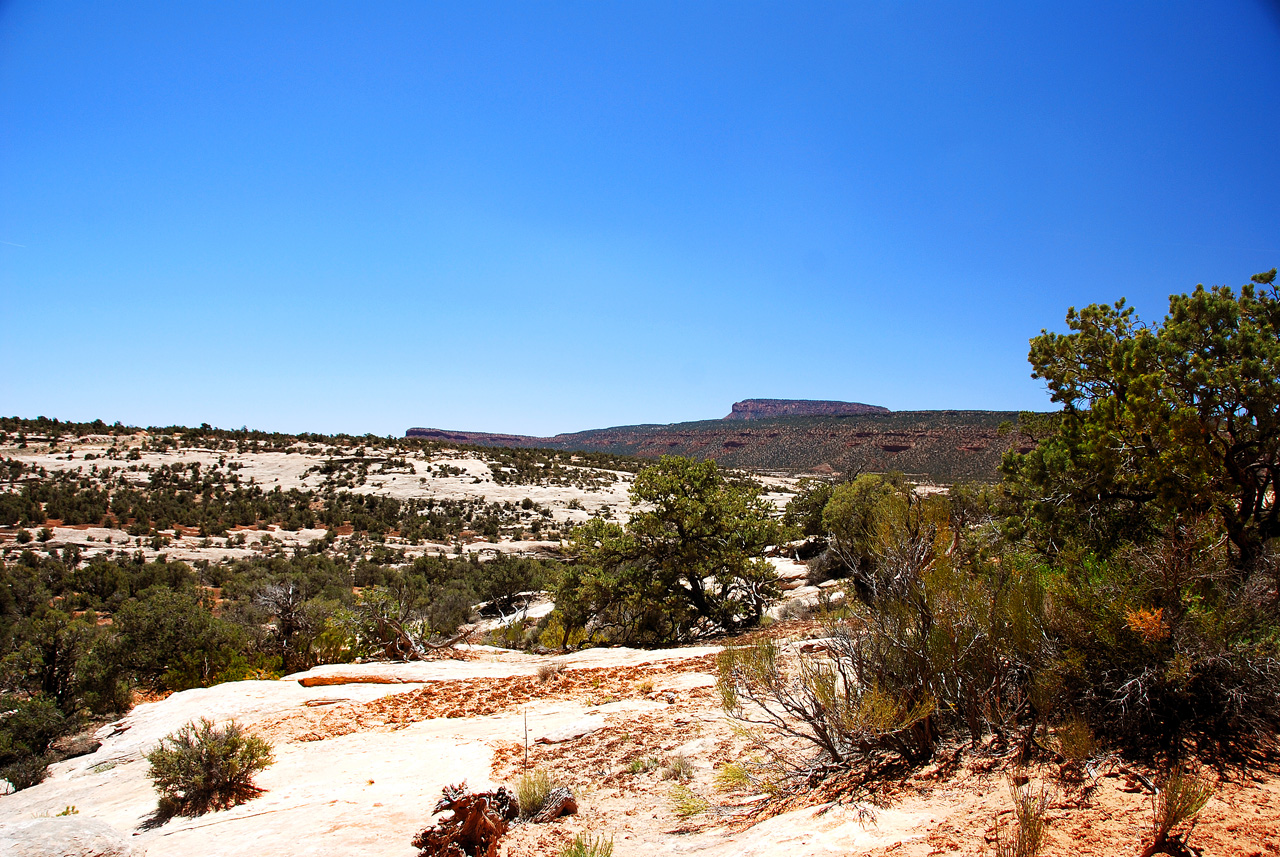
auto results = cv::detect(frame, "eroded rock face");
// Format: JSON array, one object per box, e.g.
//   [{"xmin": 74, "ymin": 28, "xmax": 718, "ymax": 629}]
[
  {"xmin": 723, "ymin": 399, "xmax": 890, "ymax": 419},
  {"xmin": 405, "ymin": 408, "xmax": 1025, "ymax": 482},
  {"xmin": 0, "ymin": 817, "xmax": 136, "ymax": 857}
]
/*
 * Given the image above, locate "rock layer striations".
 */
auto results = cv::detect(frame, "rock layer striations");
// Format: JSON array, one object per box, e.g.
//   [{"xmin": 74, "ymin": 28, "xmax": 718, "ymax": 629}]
[
  {"xmin": 409, "ymin": 408, "xmax": 1032, "ymax": 483},
  {"xmin": 723, "ymin": 398, "xmax": 889, "ymax": 420}
]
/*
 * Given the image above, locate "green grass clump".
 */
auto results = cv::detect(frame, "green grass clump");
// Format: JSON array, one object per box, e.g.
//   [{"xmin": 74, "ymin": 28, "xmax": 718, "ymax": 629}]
[
  {"xmin": 713, "ymin": 762, "xmax": 751, "ymax": 792},
  {"xmin": 516, "ymin": 768, "xmax": 554, "ymax": 819},
  {"xmin": 994, "ymin": 781, "xmax": 1048, "ymax": 857},
  {"xmin": 627, "ymin": 756, "xmax": 659, "ymax": 774},
  {"xmin": 560, "ymin": 833, "xmax": 614, "ymax": 857},
  {"xmin": 1143, "ymin": 768, "xmax": 1214, "ymax": 856},
  {"xmin": 669, "ymin": 783, "xmax": 708, "ymax": 818}
]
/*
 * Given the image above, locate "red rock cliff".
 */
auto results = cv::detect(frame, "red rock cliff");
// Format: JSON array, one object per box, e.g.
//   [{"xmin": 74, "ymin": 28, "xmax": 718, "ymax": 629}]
[{"xmin": 724, "ymin": 398, "xmax": 890, "ymax": 420}]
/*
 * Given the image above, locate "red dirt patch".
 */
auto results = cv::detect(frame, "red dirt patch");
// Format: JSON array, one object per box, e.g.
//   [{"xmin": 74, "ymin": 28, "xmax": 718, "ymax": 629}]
[{"xmin": 257, "ymin": 656, "xmax": 716, "ymax": 743}]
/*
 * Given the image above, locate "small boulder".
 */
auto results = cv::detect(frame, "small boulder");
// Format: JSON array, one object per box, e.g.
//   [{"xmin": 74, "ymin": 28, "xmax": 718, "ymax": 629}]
[{"xmin": 51, "ymin": 732, "xmax": 102, "ymax": 760}]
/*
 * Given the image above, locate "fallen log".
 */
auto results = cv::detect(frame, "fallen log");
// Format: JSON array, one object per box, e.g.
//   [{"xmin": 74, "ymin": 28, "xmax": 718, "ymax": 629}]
[
  {"xmin": 531, "ymin": 787, "xmax": 578, "ymax": 823},
  {"xmin": 378, "ymin": 618, "xmax": 475, "ymax": 661},
  {"xmin": 297, "ymin": 672, "xmax": 414, "ymax": 687}
]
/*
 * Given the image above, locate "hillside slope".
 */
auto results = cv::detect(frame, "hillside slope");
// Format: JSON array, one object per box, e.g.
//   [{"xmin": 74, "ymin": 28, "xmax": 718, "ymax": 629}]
[{"xmin": 409, "ymin": 410, "xmax": 1030, "ymax": 482}]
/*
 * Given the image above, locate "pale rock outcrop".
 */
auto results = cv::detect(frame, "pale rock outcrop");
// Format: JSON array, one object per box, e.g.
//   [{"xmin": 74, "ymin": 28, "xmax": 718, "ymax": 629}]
[
  {"xmin": 0, "ymin": 816, "xmax": 137, "ymax": 857},
  {"xmin": 768, "ymin": 556, "xmax": 810, "ymax": 591},
  {"xmin": 534, "ymin": 712, "xmax": 604, "ymax": 744},
  {"xmin": 0, "ymin": 647, "xmax": 722, "ymax": 857}
]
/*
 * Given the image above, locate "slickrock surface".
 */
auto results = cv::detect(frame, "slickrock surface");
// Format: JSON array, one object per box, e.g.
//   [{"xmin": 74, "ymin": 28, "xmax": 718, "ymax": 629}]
[
  {"xmin": 0, "ymin": 816, "xmax": 138, "ymax": 857},
  {"xmin": 3, "ymin": 638, "xmax": 1279, "ymax": 856}
]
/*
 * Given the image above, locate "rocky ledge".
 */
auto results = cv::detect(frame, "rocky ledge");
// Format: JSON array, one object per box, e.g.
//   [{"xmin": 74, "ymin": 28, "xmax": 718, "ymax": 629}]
[{"xmin": 723, "ymin": 398, "xmax": 890, "ymax": 420}]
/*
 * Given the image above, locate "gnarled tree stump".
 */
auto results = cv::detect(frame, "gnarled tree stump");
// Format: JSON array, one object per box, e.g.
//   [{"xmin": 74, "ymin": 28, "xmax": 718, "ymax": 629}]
[{"xmin": 411, "ymin": 782, "xmax": 519, "ymax": 857}]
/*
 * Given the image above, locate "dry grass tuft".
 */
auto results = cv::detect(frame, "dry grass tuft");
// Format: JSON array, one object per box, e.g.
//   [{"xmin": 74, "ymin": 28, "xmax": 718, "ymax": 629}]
[
  {"xmin": 1140, "ymin": 768, "xmax": 1214, "ymax": 857},
  {"xmin": 560, "ymin": 832, "xmax": 614, "ymax": 857},
  {"xmin": 994, "ymin": 779, "xmax": 1049, "ymax": 857},
  {"xmin": 662, "ymin": 754, "xmax": 694, "ymax": 781},
  {"xmin": 516, "ymin": 768, "xmax": 554, "ymax": 819}
]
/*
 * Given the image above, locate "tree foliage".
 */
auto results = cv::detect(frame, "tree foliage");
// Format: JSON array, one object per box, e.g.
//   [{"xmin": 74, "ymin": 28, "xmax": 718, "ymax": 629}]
[
  {"xmin": 556, "ymin": 456, "xmax": 781, "ymax": 644},
  {"xmin": 1002, "ymin": 270, "xmax": 1280, "ymax": 761},
  {"xmin": 1007, "ymin": 269, "xmax": 1280, "ymax": 569}
]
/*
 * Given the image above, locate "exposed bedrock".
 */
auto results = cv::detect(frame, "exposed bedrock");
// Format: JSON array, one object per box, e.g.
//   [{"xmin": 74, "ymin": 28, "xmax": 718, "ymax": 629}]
[{"xmin": 722, "ymin": 398, "xmax": 890, "ymax": 420}]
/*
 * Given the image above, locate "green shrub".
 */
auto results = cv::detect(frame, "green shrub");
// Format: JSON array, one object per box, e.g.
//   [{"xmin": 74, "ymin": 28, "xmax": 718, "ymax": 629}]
[
  {"xmin": 1043, "ymin": 526, "xmax": 1280, "ymax": 762},
  {"xmin": 145, "ymin": 718, "xmax": 274, "ymax": 817},
  {"xmin": 538, "ymin": 613, "xmax": 589, "ymax": 651},
  {"xmin": 0, "ymin": 695, "xmax": 67, "ymax": 791},
  {"xmin": 560, "ymin": 833, "xmax": 613, "ymax": 857},
  {"xmin": 781, "ymin": 478, "xmax": 834, "ymax": 537},
  {"xmin": 718, "ymin": 523, "xmax": 1048, "ymax": 784},
  {"xmin": 1002, "ymin": 277, "xmax": 1280, "ymax": 764},
  {"xmin": 1051, "ymin": 716, "xmax": 1096, "ymax": 765},
  {"xmin": 1, "ymin": 753, "xmax": 53, "ymax": 791},
  {"xmin": 113, "ymin": 589, "xmax": 257, "ymax": 691},
  {"xmin": 720, "ymin": 634, "xmax": 939, "ymax": 774}
]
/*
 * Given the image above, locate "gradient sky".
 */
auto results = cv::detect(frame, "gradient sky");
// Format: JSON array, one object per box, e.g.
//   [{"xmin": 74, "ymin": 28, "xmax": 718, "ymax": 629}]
[{"xmin": 2, "ymin": 2, "xmax": 1279, "ymax": 436}]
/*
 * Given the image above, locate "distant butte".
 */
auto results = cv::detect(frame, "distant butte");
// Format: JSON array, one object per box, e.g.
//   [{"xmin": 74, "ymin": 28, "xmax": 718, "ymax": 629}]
[
  {"xmin": 406, "ymin": 401, "xmax": 1026, "ymax": 482},
  {"xmin": 723, "ymin": 398, "xmax": 890, "ymax": 419}
]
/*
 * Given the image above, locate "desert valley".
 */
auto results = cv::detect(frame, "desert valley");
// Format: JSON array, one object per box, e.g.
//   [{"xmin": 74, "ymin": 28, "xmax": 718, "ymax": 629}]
[
  {"xmin": 4, "ymin": 7, "xmax": 1280, "ymax": 854},
  {"xmin": 2, "ymin": 389, "xmax": 1280, "ymax": 856}
]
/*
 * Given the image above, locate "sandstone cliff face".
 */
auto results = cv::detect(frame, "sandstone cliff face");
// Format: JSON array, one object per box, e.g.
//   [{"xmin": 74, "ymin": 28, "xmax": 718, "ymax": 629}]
[{"xmin": 723, "ymin": 399, "xmax": 890, "ymax": 420}]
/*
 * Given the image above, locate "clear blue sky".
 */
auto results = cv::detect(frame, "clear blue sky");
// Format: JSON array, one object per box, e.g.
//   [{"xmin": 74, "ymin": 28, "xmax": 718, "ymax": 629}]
[{"xmin": 2, "ymin": 2, "xmax": 1278, "ymax": 436}]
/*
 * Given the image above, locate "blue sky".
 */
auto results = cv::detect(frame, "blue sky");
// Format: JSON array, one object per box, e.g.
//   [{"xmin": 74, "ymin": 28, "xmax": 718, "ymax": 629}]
[{"xmin": 2, "ymin": 2, "xmax": 1278, "ymax": 436}]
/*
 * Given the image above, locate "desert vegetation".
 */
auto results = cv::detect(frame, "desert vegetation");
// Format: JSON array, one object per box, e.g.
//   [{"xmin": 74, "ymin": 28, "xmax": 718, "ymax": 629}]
[
  {"xmin": 706, "ymin": 270, "xmax": 1280, "ymax": 857},
  {"xmin": 551, "ymin": 456, "xmax": 782, "ymax": 646},
  {"xmin": 1, "ymin": 273, "xmax": 1278, "ymax": 853},
  {"xmin": 144, "ymin": 718, "xmax": 274, "ymax": 819}
]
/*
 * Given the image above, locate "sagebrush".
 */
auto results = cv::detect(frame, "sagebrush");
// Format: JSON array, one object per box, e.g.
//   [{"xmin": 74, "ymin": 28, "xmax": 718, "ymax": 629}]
[{"xmin": 145, "ymin": 718, "xmax": 274, "ymax": 817}]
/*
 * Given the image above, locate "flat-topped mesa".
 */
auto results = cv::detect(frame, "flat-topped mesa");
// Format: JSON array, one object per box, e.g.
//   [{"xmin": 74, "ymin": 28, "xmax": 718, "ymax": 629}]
[
  {"xmin": 724, "ymin": 398, "xmax": 890, "ymax": 420},
  {"xmin": 404, "ymin": 427, "xmax": 552, "ymax": 447}
]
